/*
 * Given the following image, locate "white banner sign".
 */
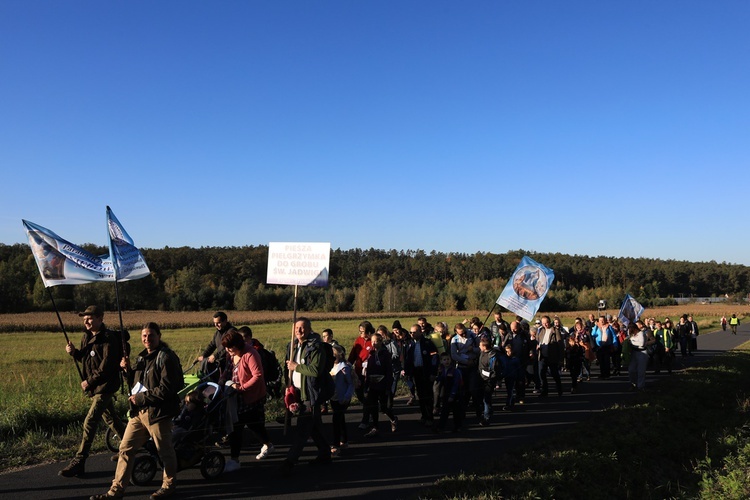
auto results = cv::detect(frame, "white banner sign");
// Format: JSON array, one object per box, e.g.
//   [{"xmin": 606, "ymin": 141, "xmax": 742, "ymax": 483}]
[{"xmin": 266, "ymin": 242, "xmax": 331, "ymax": 287}]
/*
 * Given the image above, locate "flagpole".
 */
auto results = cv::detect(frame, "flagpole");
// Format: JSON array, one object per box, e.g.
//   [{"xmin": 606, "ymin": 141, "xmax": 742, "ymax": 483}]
[
  {"xmin": 482, "ymin": 303, "xmax": 497, "ymax": 328},
  {"xmin": 48, "ymin": 288, "xmax": 84, "ymax": 381},
  {"xmin": 284, "ymin": 284, "xmax": 299, "ymax": 436}
]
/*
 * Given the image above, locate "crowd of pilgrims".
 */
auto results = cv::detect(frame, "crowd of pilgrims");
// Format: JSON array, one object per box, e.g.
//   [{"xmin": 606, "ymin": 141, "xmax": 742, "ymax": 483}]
[{"xmin": 217, "ymin": 310, "xmax": 699, "ymax": 464}]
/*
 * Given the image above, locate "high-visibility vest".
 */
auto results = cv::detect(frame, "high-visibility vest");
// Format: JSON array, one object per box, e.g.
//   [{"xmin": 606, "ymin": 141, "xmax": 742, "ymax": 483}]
[{"xmin": 730, "ymin": 317, "xmax": 740, "ymax": 325}]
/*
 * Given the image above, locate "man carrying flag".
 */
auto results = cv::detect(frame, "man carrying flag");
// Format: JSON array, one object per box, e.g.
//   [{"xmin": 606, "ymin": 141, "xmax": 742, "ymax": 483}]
[{"xmin": 59, "ymin": 305, "xmax": 127, "ymax": 477}]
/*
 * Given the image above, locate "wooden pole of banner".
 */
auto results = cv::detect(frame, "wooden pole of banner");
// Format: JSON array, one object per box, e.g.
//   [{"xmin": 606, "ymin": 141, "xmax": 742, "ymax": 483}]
[
  {"xmin": 48, "ymin": 288, "xmax": 84, "ymax": 381},
  {"xmin": 284, "ymin": 284, "xmax": 299, "ymax": 436},
  {"xmin": 482, "ymin": 303, "xmax": 497, "ymax": 330},
  {"xmin": 113, "ymin": 280, "xmax": 133, "ymax": 394}
]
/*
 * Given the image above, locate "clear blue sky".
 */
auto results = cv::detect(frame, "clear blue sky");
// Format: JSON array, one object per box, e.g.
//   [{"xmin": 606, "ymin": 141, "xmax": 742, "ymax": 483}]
[{"xmin": 2, "ymin": 1, "xmax": 748, "ymax": 265}]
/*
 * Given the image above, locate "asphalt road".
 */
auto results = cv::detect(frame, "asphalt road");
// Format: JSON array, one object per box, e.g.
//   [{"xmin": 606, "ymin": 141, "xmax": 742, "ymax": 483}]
[{"xmin": 1, "ymin": 324, "xmax": 747, "ymax": 500}]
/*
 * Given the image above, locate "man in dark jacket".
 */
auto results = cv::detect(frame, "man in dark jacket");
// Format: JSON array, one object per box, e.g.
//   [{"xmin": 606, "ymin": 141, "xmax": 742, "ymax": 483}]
[
  {"xmin": 197, "ymin": 311, "xmax": 233, "ymax": 381},
  {"xmin": 92, "ymin": 321, "xmax": 183, "ymax": 500},
  {"xmin": 281, "ymin": 317, "xmax": 333, "ymax": 477},
  {"xmin": 59, "ymin": 305, "xmax": 126, "ymax": 478},
  {"xmin": 404, "ymin": 324, "xmax": 438, "ymax": 428}
]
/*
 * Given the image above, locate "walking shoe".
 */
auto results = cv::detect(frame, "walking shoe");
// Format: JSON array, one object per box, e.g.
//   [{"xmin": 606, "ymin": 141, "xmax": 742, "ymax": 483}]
[
  {"xmin": 390, "ymin": 417, "xmax": 398, "ymax": 432},
  {"xmin": 256, "ymin": 443, "xmax": 275, "ymax": 460},
  {"xmin": 330, "ymin": 447, "xmax": 340, "ymax": 457},
  {"xmin": 224, "ymin": 459, "xmax": 241, "ymax": 473},
  {"xmin": 479, "ymin": 419, "xmax": 490, "ymax": 427},
  {"xmin": 364, "ymin": 427, "xmax": 379, "ymax": 438},
  {"xmin": 90, "ymin": 492, "xmax": 123, "ymax": 500},
  {"xmin": 339, "ymin": 442, "xmax": 348, "ymax": 449},
  {"xmin": 59, "ymin": 458, "xmax": 85, "ymax": 477},
  {"xmin": 150, "ymin": 487, "xmax": 175, "ymax": 499},
  {"xmin": 357, "ymin": 422, "xmax": 369, "ymax": 430},
  {"xmin": 406, "ymin": 397, "xmax": 415, "ymax": 406}
]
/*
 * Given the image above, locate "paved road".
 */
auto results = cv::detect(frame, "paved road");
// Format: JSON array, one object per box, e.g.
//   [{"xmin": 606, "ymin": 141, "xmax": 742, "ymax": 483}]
[{"xmin": 2, "ymin": 325, "xmax": 747, "ymax": 500}]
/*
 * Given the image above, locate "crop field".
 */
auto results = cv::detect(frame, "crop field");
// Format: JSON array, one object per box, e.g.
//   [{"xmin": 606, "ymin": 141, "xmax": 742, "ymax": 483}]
[{"xmin": 0, "ymin": 303, "xmax": 743, "ymax": 333}]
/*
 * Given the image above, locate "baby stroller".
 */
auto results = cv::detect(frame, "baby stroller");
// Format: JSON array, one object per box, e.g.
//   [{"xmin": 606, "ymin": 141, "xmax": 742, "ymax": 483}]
[
  {"xmin": 105, "ymin": 361, "xmax": 219, "ymax": 454},
  {"xmin": 131, "ymin": 380, "xmax": 227, "ymax": 485}
]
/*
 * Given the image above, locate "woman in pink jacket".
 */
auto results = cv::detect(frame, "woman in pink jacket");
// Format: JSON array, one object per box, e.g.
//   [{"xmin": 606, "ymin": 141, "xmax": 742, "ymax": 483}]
[{"xmin": 221, "ymin": 329, "xmax": 274, "ymax": 472}]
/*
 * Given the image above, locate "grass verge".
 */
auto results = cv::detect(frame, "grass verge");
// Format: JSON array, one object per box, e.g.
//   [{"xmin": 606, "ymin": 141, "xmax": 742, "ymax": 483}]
[{"xmin": 424, "ymin": 341, "xmax": 750, "ymax": 500}]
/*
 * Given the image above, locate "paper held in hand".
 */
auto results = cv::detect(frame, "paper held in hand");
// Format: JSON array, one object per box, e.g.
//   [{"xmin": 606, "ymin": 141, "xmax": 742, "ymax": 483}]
[{"xmin": 130, "ymin": 381, "xmax": 148, "ymax": 396}]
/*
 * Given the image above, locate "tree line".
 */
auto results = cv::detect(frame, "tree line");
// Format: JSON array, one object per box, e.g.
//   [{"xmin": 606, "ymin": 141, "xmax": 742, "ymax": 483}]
[{"xmin": 1, "ymin": 243, "xmax": 748, "ymax": 314}]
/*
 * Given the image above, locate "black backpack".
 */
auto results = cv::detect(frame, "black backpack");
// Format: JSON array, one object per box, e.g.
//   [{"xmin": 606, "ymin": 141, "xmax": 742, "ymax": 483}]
[
  {"xmin": 257, "ymin": 347, "xmax": 282, "ymax": 398},
  {"xmin": 321, "ymin": 341, "xmax": 335, "ymax": 373}
]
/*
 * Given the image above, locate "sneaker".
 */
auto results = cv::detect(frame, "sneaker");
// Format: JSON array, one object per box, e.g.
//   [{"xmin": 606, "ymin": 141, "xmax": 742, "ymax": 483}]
[
  {"xmin": 330, "ymin": 447, "xmax": 340, "ymax": 457},
  {"xmin": 406, "ymin": 397, "xmax": 415, "ymax": 406},
  {"xmin": 256, "ymin": 444, "xmax": 274, "ymax": 460},
  {"xmin": 364, "ymin": 427, "xmax": 379, "ymax": 438},
  {"xmin": 390, "ymin": 417, "xmax": 398, "ymax": 432},
  {"xmin": 59, "ymin": 458, "xmax": 85, "ymax": 477},
  {"xmin": 224, "ymin": 459, "xmax": 241, "ymax": 473},
  {"xmin": 150, "ymin": 487, "xmax": 175, "ymax": 499},
  {"xmin": 339, "ymin": 442, "xmax": 348, "ymax": 449},
  {"xmin": 357, "ymin": 422, "xmax": 369, "ymax": 430},
  {"xmin": 479, "ymin": 419, "xmax": 490, "ymax": 427}
]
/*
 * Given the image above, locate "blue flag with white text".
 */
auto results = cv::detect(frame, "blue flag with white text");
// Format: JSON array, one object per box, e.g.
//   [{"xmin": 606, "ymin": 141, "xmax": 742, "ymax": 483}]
[
  {"xmin": 496, "ymin": 256, "xmax": 555, "ymax": 321},
  {"xmin": 107, "ymin": 206, "xmax": 150, "ymax": 281}
]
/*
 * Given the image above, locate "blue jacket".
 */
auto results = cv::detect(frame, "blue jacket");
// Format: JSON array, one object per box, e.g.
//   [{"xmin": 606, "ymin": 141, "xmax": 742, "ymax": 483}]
[{"xmin": 331, "ymin": 361, "xmax": 354, "ymax": 402}]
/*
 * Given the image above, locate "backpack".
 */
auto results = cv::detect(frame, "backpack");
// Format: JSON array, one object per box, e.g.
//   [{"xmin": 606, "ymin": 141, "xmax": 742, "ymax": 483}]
[
  {"xmin": 321, "ymin": 341, "xmax": 335, "ymax": 373},
  {"xmin": 258, "ymin": 347, "xmax": 282, "ymax": 399},
  {"xmin": 108, "ymin": 328, "xmax": 131, "ymax": 359}
]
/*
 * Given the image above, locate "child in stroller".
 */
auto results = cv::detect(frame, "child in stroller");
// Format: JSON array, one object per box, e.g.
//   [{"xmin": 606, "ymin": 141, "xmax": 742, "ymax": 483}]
[
  {"xmin": 172, "ymin": 390, "xmax": 206, "ymax": 449},
  {"xmin": 130, "ymin": 382, "xmax": 227, "ymax": 485}
]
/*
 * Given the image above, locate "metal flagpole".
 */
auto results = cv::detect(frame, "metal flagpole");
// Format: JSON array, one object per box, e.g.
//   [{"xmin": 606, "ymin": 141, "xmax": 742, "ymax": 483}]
[{"xmin": 48, "ymin": 288, "xmax": 84, "ymax": 381}]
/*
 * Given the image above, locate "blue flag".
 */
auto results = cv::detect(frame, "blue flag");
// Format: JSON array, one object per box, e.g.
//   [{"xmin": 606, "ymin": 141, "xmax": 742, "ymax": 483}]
[
  {"xmin": 107, "ymin": 206, "xmax": 150, "ymax": 281},
  {"xmin": 23, "ymin": 219, "xmax": 114, "ymax": 287},
  {"xmin": 496, "ymin": 256, "xmax": 555, "ymax": 321},
  {"xmin": 618, "ymin": 294, "xmax": 645, "ymax": 328}
]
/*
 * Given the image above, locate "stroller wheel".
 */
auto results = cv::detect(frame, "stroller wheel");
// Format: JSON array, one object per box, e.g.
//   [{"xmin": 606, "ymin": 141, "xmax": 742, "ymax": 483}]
[
  {"xmin": 105, "ymin": 427, "xmax": 121, "ymax": 453},
  {"xmin": 200, "ymin": 451, "xmax": 225, "ymax": 480},
  {"xmin": 131, "ymin": 455, "xmax": 158, "ymax": 486}
]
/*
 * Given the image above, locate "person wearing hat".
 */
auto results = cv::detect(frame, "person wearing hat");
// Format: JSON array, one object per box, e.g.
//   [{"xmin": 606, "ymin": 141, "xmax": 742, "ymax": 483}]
[{"xmin": 59, "ymin": 305, "xmax": 127, "ymax": 478}]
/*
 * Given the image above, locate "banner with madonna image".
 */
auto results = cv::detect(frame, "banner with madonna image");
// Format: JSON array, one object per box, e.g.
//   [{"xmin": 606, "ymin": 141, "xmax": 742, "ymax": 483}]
[
  {"xmin": 618, "ymin": 294, "xmax": 645, "ymax": 328},
  {"xmin": 495, "ymin": 255, "xmax": 555, "ymax": 321},
  {"xmin": 23, "ymin": 219, "xmax": 115, "ymax": 287}
]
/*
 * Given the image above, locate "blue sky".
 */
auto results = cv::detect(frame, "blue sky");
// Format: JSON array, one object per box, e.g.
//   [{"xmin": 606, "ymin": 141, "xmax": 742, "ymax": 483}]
[{"xmin": 2, "ymin": 1, "xmax": 748, "ymax": 265}]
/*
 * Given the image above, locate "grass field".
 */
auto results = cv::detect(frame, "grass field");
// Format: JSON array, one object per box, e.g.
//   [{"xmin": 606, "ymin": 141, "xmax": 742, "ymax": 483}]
[{"xmin": 0, "ymin": 304, "xmax": 745, "ymax": 474}]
